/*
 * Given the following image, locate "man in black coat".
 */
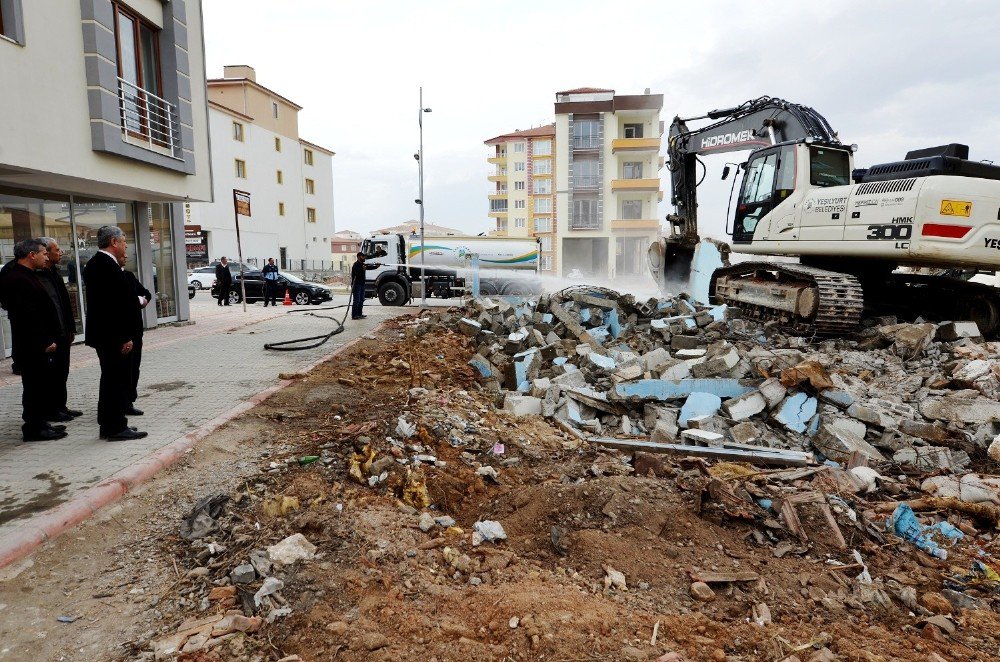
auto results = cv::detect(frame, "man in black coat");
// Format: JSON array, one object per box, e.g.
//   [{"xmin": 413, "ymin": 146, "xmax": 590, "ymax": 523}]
[
  {"xmin": 82, "ymin": 226, "xmax": 147, "ymax": 441},
  {"xmin": 215, "ymin": 256, "xmax": 232, "ymax": 306},
  {"xmin": 38, "ymin": 237, "xmax": 83, "ymax": 422},
  {"xmin": 0, "ymin": 239, "xmax": 66, "ymax": 441},
  {"xmin": 119, "ymin": 251, "xmax": 151, "ymax": 415},
  {"xmin": 350, "ymin": 252, "xmax": 381, "ymax": 320}
]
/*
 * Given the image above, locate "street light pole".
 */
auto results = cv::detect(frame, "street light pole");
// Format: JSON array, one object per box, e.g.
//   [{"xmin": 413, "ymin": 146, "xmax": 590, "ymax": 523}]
[{"xmin": 417, "ymin": 87, "xmax": 431, "ymax": 306}]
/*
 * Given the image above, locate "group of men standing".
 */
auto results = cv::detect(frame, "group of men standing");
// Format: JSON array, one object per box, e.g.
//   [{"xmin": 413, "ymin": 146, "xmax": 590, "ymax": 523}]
[
  {"xmin": 213, "ymin": 256, "xmax": 281, "ymax": 306},
  {"xmin": 0, "ymin": 226, "xmax": 149, "ymax": 443}
]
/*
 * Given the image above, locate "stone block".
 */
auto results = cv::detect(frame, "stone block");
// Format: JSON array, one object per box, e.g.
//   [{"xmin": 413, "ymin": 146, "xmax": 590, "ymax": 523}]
[
  {"xmin": 830, "ymin": 417, "xmax": 867, "ymax": 440},
  {"xmin": 937, "ymin": 321, "xmax": 982, "ymax": 341},
  {"xmin": 758, "ymin": 377, "xmax": 787, "ymax": 408},
  {"xmin": 458, "ymin": 318, "xmax": 482, "ymax": 337},
  {"xmin": 894, "ymin": 446, "xmax": 971, "ymax": 471},
  {"xmin": 530, "ymin": 378, "xmax": 551, "ymax": 398},
  {"xmin": 503, "ymin": 394, "xmax": 543, "ymax": 418},
  {"xmin": 811, "ymin": 423, "xmax": 886, "ymax": 464},
  {"xmin": 729, "ymin": 421, "xmax": 760, "ymax": 445},
  {"xmin": 659, "ymin": 359, "xmax": 692, "ymax": 381},
  {"xmin": 722, "ymin": 390, "xmax": 767, "ymax": 421},
  {"xmin": 641, "ymin": 347, "xmax": 672, "ymax": 372},
  {"xmin": 671, "ymin": 335, "xmax": 703, "ymax": 350},
  {"xmin": 679, "ymin": 392, "xmax": 722, "ymax": 427},
  {"xmin": 651, "ymin": 419, "xmax": 679, "ymax": 443},
  {"xmin": 920, "ymin": 395, "xmax": 1000, "ymax": 424},
  {"xmin": 681, "ymin": 428, "xmax": 725, "ymax": 445}
]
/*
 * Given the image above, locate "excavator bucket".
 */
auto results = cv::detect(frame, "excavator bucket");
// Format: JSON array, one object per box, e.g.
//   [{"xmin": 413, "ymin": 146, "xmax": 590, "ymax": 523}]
[{"xmin": 647, "ymin": 238, "xmax": 695, "ymax": 295}]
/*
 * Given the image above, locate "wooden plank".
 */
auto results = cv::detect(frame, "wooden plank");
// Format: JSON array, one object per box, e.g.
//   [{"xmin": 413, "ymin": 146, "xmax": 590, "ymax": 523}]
[
  {"xmin": 690, "ymin": 571, "xmax": 761, "ymax": 583},
  {"xmin": 588, "ymin": 437, "xmax": 815, "ymax": 467}
]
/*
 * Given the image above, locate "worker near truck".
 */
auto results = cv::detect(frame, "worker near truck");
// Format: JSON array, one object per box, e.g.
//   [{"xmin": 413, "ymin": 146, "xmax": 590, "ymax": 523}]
[{"xmin": 350, "ymin": 252, "xmax": 381, "ymax": 319}]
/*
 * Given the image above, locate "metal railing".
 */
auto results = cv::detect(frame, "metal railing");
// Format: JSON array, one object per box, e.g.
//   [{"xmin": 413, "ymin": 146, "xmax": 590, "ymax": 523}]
[
  {"xmin": 117, "ymin": 78, "xmax": 181, "ymax": 157},
  {"xmin": 573, "ymin": 175, "xmax": 601, "ymax": 188},
  {"xmin": 570, "ymin": 215, "xmax": 602, "ymax": 230},
  {"xmin": 572, "ymin": 136, "xmax": 601, "ymax": 149}
]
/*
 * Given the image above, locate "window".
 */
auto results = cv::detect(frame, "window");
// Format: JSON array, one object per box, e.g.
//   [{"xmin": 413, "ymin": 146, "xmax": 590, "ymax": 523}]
[
  {"xmin": 512, "ymin": 142, "xmax": 525, "ymax": 153},
  {"xmin": 514, "ymin": 181, "xmax": 525, "ymax": 191},
  {"xmin": 278, "ymin": 202, "xmax": 285, "ymax": 216},
  {"xmin": 272, "ymin": 101, "xmax": 279, "ymax": 118},
  {"xmin": 514, "ymin": 162, "xmax": 525, "ymax": 172},
  {"xmin": 539, "ymin": 236, "xmax": 553, "ymax": 251},
  {"xmin": 515, "ymin": 217, "xmax": 526, "ymax": 228},
  {"xmin": 0, "ymin": 0, "xmax": 24, "ymax": 43},
  {"xmin": 235, "ymin": 159, "xmax": 246, "ymax": 178},
  {"xmin": 534, "ymin": 197, "xmax": 552, "ymax": 213},
  {"xmin": 622, "ymin": 200, "xmax": 643, "ymax": 219},
  {"xmin": 572, "ymin": 120, "xmax": 600, "ymax": 149},
  {"xmin": 305, "ymin": 178, "xmax": 315, "ymax": 194},
  {"xmin": 341, "ymin": 244, "xmax": 349, "ymax": 252},
  {"xmin": 232, "ymin": 122, "xmax": 244, "ymax": 141},
  {"xmin": 489, "ymin": 200, "xmax": 508, "ymax": 212},
  {"xmin": 623, "ymin": 162, "xmax": 643, "ymax": 179},
  {"xmin": 535, "ymin": 218, "xmax": 551, "ymax": 232},
  {"xmin": 114, "ymin": 4, "xmax": 166, "ymax": 143},
  {"xmin": 534, "ymin": 159, "xmax": 551, "ymax": 175},
  {"xmin": 572, "ymin": 198, "xmax": 600, "ymax": 229},
  {"xmin": 574, "ymin": 159, "xmax": 600, "ymax": 187},
  {"xmin": 533, "ymin": 179, "xmax": 551, "ymax": 194},
  {"xmin": 275, "ymin": 137, "xmax": 282, "ymax": 151},
  {"xmin": 304, "ymin": 149, "xmax": 314, "ymax": 165},
  {"xmin": 514, "ymin": 200, "xmax": 525, "ymax": 209},
  {"xmin": 624, "ymin": 123, "xmax": 644, "ymax": 138},
  {"xmin": 810, "ymin": 146, "xmax": 850, "ymax": 187},
  {"xmin": 307, "ymin": 207, "xmax": 316, "ymax": 223},
  {"xmin": 540, "ymin": 255, "xmax": 553, "ymax": 271},
  {"xmin": 276, "ymin": 170, "xmax": 283, "ymax": 184},
  {"xmin": 534, "ymin": 139, "xmax": 552, "ymax": 156}
]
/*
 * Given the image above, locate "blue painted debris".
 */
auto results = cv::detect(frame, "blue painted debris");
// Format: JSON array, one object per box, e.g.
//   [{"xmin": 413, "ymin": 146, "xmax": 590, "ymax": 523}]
[
  {"xmin": 468, "ymin": 356, "xmax": 494, "ymax": 378},
  {"xmin": 607, "ymin": 308, "xmax": 622, "ymax": 338},
  {"xmin": 806, "ymin": 413, "xmax": 821, "ymax": 437},
  {"xmin": 708, "ymin": 304, "xmax": 727, "ymax": 322},
  {"xmin": 553, "ymin": 357, "xmax": 568, "ymax": 366},
  {"xmin": 612, "ymin": 378, "xmax": 756, "ymax": 402},
  {"xmin": 586, "ymin": 353, "xmax": 617, "ymax": 371},
  {"xmin": 887, "ymin": 503, "xmax": 964, "ymax": 560},
  {"xmin": 820, "ymin": 388, "xmax": 854, "ymax": 408},
  {"xmin": 589, "ymin": 327, "xmax": 609, "ymax": 344},
  {"xmin": 512, "ymin": 348, "xmax": 538, "ymax": 389},
  {"xmin": 688, "ymin": 240, "xmax": 725, "ymax": 305},
  {"xmin": 542, "ymin": 313, "xmax": 553, "ymax": 324},
  {"xmin": 774, "ymin": 392, "xmax": 818, "ymax": 433},
  {"xmin": 679, "ymin": 392, "xmax": 722, "ymax": 426},
  {"xmin": 579, "ymin": 308, "xmax": 591, "ymax": 323}
]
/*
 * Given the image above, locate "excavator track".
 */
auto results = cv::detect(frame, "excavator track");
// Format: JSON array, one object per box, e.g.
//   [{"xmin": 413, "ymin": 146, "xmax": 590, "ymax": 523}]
[{"xmin": 710, "ymin": 262, "xmax": 865, "ymax": 336}]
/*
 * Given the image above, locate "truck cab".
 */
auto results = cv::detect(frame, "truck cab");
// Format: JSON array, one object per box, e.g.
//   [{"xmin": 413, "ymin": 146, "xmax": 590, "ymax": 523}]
[{"xmin": 361, "ymin": 233, "xmax": 410, "ymax": 305}]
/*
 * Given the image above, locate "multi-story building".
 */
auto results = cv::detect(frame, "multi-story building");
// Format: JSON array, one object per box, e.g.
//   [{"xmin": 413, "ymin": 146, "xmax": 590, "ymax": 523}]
[
  {"xmin": 0, "ymin": 0, "xmax": 213, "ymax": 355},
  {"xmin": 331, "ymin": 229, "xmax": 362, "ymax": 271},
  {"xmin": 554, "ymin": 87, "xmax": 663, "ymax": 279},
  {"xmin": 484, "ymin": 125, "xmax": 557, "ymax": 274},
  {"xmin": 186, "ymin": 65, "xmax": 335, "ymax": 269}
]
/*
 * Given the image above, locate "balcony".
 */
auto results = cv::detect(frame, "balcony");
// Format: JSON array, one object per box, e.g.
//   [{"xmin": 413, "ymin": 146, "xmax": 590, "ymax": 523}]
[
  {"xmin": 572, "ymin": 136, "xmax": 601, "ymax": 150},
  {"xmin": 612, "ymin": 219, "xmax": 660, "ymax": 230},
  {"xmin": 488, "ymin": 154, "xmax": 507, "ymax": 165},
  {"xmin": 611, "ymin": 137, "xmax": 660, "ymax": 154},
  {"xmin": 488, "ymin": 193, "xmax": 508, "ymax": 201},
  {"xmin": 118, "ymin": 78, "xmax": 181, "ymax": 158},
  {"xmin": 570, "ymin": 215, "xmax": 602, "ymax": 231},
  {"xmin": 488, "ymin": 173, "xmax": 507, "ymax": 182},
  {"xmin": 572, "ymin": 175, "xmax": 601, "ymax": 189},
  {"xmin": 611, "ymin": 178, "xmax": 660, "ymax": 192}
]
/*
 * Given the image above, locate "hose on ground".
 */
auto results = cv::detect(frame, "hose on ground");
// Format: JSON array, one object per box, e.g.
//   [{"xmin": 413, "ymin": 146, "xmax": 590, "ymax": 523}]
[{"xmin": 263, "ymin": 275, "xmax": 356, "ymax": 351}]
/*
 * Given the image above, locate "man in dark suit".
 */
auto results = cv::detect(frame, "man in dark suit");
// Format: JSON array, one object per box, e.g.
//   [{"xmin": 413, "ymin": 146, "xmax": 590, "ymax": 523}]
[
  {"xmin": 215, "ymin": 256, "xmax": 232, "ymax": 306},
  {"xmin": 82, "ymin": 226, "xmax": 147, "ymax": 441},
  {"xmin": 119, "ymin": 251, "xmax": 150, "ymax": 416},
  {"xmin": 0, "ymin": 239, "xmax": 67, "ymax": 441},
  {"xmin": 38, "ymin": 237, "xmax": 83, "ymax": 422}
]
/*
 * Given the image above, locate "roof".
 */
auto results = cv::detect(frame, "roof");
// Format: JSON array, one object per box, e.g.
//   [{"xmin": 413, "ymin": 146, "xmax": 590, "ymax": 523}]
[
  {"xmin": 484, "ymin": 123, "xmax": 556, "ymax": 145},
  {"xmin": 207, "ymin": 100, "xmax": 254, "ymax": 122},
  {"xmin": 207, "ymin": 78, "xmax": 304, "ymax": 111},
  {"xmin": 556, "ymin": 87, "xmax": 614, "ymax": 95},
  {"xmin": 375, "ymin": 222, "xmax": 464, "ymax": 236},
  {"xmin": 300, "ymin": 139, "xmax": 335, "ymax": 156}
]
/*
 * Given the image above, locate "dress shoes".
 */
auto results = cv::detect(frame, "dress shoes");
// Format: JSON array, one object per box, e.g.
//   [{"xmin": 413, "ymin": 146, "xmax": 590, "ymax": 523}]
[
  {"xmin": 44, "ymin": 423, "xmax": 66, "ymax": 432},
  {"xmin": 124, "ymin": 405, "xmax": 144, "ymax": 416},
  {"xmin": 352, "ymin": 315, "xmax": 368, "ymax": 320},
  {"xmin": 101, "ymin": 427, "xmax": 148, "ymax": 441},
  {"xmin": 23, "ymin": 428, "xmax": 67, "ymax": 442},
  {"xmin": 46, "ymin": 411, "xmax": 75, "ymax": 423},
  {"xmin": 62, "ymin": 408, "xmax": 83, "ymax": 418}
]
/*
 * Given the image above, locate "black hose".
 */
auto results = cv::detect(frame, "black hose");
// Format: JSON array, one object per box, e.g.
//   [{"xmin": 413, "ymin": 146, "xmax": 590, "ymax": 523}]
[{"xmin": 263, "ymin": 275, "xmax": 356, "ymax": 351}]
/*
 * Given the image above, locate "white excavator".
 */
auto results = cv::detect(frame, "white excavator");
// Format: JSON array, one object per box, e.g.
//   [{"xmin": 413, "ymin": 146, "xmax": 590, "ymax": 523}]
[{"xmin": 648, "ymin": 96, "xmax": 1000, "ymax": 336}]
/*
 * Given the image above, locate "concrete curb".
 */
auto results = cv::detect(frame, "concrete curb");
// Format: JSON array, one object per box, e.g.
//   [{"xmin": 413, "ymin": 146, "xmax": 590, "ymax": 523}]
[{"xmin": 0, "ymin": 327, "xmax": 378, "ymax": 569}]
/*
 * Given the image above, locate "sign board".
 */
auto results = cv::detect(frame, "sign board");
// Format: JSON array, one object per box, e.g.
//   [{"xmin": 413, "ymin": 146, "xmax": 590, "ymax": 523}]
[{"xmin": 233, "ymin": 190, "xmax": 251, "ymax": 217}]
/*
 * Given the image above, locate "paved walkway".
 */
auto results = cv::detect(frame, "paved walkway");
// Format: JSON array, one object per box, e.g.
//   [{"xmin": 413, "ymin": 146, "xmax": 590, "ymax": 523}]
[{"xmin": 0, "ymin": 295, "xmax": 432, "ymax": 540}]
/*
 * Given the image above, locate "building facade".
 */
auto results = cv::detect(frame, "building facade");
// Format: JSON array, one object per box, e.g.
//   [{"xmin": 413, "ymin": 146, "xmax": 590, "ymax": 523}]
[
  {"xmin": 554, "ymin": 88, "xmax": 663, "ymax": 279},
  {"xmin": 0, "ymin": 0, "xmax": 213, "ymax": 356},
  {"xmin": 331, "ymin": 229, "xmax": 362, "ymax": 271},
  {"xmin": 484, "ymin": 125, "xmax": 557, "ymax": 274},
  {"xmin": 185, "ymin": 65, "xmax": 335, "ymax": 269}
]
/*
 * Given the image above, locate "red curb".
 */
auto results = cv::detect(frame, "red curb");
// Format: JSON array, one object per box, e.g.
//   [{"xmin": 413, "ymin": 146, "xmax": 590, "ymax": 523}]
[{"xmin": 0, "ymin": 325, "xmax": 379, "ymax": 570}]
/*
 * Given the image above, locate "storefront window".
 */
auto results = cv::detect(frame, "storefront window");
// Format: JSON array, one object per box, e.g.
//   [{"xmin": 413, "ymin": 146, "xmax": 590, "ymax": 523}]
[
  {"xmin": 72, "ymin": 198, "xmax": 138, "ymax": 321},
  {"xmin": 149, "ymin": 203, "xmax": 177, "ymax": 318}
]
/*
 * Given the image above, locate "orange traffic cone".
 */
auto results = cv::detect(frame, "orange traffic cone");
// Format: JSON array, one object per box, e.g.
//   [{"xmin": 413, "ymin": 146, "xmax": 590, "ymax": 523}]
[{"xmin": 283, "ymin": 288, "xmax": 293, "ymax": 306}]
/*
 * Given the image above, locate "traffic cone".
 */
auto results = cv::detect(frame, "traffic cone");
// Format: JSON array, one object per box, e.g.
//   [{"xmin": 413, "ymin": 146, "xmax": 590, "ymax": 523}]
[{"xmin": 283, "ymin": 288, "xmax": 293, "ymax": 306}]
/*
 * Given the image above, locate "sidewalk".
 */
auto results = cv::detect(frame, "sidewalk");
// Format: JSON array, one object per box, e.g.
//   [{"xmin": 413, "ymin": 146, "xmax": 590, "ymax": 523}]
[{"xmin": 0, "ymin": 295, "xmax": 433, "ymax": 542}]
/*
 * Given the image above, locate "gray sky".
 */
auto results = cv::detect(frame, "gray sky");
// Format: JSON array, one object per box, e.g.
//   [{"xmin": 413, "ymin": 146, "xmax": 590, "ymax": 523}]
[{"xmin": 202, "ymin": 0, "xmax": 1000, "ymax": 239}]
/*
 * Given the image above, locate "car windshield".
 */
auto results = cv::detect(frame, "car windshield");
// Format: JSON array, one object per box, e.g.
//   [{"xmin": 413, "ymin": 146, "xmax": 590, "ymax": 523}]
[{"xmin": 279, "ymin": 272, "xmax": 304, "ymax": 283}]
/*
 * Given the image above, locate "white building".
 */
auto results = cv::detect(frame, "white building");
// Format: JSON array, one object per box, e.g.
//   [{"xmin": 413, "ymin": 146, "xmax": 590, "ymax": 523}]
[
  {"xmin": 0, "ymin": 0, "xmax": 213, "ymax": 354},
  {"xmin": 185, "ymin": 66, "xmax": 335, "ymax": 269}
]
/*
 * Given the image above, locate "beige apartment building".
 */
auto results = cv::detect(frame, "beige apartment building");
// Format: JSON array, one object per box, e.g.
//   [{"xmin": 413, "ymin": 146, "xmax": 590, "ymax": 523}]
[
  {"xmin": 485, "ymin": 125, "xmax": 557, "ymax": 274},
  {"xmin": 555, "ymin": 88, "xmax": 663, "ymax": 279}
]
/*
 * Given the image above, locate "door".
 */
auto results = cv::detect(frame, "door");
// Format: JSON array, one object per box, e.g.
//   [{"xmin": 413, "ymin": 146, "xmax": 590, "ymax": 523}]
[{"xmin": 279, "ymin": 247, "xmax": 287, "ymax": 269}]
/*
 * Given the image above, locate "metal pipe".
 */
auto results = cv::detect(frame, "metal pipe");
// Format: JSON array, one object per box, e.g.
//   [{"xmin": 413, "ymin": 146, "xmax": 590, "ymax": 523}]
[{"xmin": 418, "ymin": 86, "xmax": 426, "ymax": 306}]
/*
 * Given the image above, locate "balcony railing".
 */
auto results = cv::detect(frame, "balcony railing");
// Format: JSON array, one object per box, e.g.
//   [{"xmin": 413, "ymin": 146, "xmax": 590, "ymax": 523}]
[
  {"xmin": 573, "ymin": 175, "xmax": 601, "ymax": 188},
  {"xmin": 118, "ymin": 77, "xmax": 181, "ymax": 157},
  {"xmin": 572, "ymin": 136, "xmax": 601, "ymax": 149},
  {"xmin": 570, "ymin": 215, "xmax": 602, "ymax": 230}
]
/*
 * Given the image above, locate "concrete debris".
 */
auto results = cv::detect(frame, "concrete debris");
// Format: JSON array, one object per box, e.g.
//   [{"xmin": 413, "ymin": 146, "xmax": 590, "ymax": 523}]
[
  {"xmin": 472, "ymin": 520, "xmax": 507, "ymax": 545},
  {"xmin": 267, "ymin": 533, "xmax": 317, "ymax": 565}
]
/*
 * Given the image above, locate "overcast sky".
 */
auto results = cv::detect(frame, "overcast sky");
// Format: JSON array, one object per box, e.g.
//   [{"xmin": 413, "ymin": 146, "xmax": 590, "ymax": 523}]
[{"xmin": 201, "ymin": 0, "xmax": 1000, "ymax": 239}]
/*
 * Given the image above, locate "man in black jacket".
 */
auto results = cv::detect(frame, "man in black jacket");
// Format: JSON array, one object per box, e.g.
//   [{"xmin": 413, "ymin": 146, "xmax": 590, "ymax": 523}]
[
  {"xmin": 215, "ymin": 257, "xmax": 232, "ymax": 306},
  {"xmin": 38, "ymin": 237, "xmax": 83, "ymax": 422},
  {"xmin": 119, "ymin": 251, "xmax": 151, "ymax": 416},
  {"xmin": 0, "ymin": 239, "xmax": 66, "ymax": 441},
  {"xmin": 350, "ymin": 252, "xmax": 381, "ymax": 320},
  {"xmin": 82, "ymin": 226, "xmax": 147, "ymax": 441}
]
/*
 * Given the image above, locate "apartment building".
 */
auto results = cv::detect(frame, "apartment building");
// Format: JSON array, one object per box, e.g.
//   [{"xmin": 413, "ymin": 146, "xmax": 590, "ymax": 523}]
[
  {"xmin": 0, "ymin": 0, "xmax": 213, "ymax": 355},
  {"xmin": 484, "ymin": 125, "xmax": 557, "ymax": 274},
  {"xmin": 554, "ymin": 88, "xmax": 663, "ymax": 279},
  {"xmin": 331, "ymin": 229, "xmax": 362, "ymax": 271},
  {"xmin": 186, "ymin": 65, "xmax": 335, "ymax": 269}
]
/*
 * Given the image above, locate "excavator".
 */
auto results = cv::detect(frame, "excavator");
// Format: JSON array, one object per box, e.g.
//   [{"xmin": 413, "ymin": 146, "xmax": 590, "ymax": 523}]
[{"xmin": 648, "ymin": 96, "xmax": 1000, "ymax": 336}]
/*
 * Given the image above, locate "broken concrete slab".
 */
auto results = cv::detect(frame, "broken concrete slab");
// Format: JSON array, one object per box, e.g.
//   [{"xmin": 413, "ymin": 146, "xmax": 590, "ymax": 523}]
[
  {"xmin": 919, "ymin": 395, "xmax": 1000, "ymax": 424},
  {"xmin": 679, "ymin": 392, "xmax": 722, "ymax": 427},
  {"xmin": 590, "ymin": 437, "xmax": 813, "ymax": 467},
  {"xmin": 773, "ymin": 393, "xmax": 818, "ymax": 433},
  {"xmin": 722, "ymin": 390, "xmax": 767, "ymax": 421},
  {"xmin": 641, "ymin": 347, "xmax": 672, "ymax": 373},
  {"xmin": 894, "ymin": 447, "xmax": 971, "ymax": 472},
  {"xmin": 811, "ymin": 423, "xmax": 886, "ymax": 464},
  {"xmin": 503, "ymin": 394, "xmax": 542, "ymax": 418},
  {"xmin": 681, "ymin": 428, "xmax": 725, "ymax": 446},
  {"xmin": 729, "ymin": 421, "xmax": 760, "ymax": 445},
  {"xmin": 610, "ymin": 378, "xmax": 757, "ymax": 403},
  {"xmin": 458, "ymin": 318, "xmax": 483, "ymax": 337},
  {"xmin": 758, "ymin": 378, "xmax": 787, "ymax": 409},
  {"xmin": 936, "ymin": 321, "xmax": 982, "ymax": 341}
]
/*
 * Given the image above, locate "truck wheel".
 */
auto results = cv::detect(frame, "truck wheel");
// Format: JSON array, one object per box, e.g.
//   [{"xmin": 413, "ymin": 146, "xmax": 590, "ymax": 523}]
[
  {"xmin": 378, "ymin": 282, "xmax": 407, "ymax": 306},
  {"xmin": 501, "ymin": 281, "xmax": 530, "ymax": 296},
  {"xmin": 480, "ymin": 281, "xmax": 500, "ymax": 296}
]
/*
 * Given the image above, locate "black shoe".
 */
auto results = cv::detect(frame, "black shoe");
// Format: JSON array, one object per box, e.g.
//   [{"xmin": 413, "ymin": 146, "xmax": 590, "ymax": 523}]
[
  {"xmin": 352, "ymin": 315, "xmax": 367, "ymax": 320},
  {"xmin": 43, "ymin": 423, "xmax": 67, "ymax": 432},
  {"xmin": 62, "ymin": 408, "xmax": 83, "ymax": 418},
  {"xmin": 46, "ymin": 411, "xmax": 74, "ymax": 423},
  {"xmin": 101, "ymin": 428, "xmax": 148, "ymax": 441},
  {"xmin": 24, "ymin": 428, "xmax": 67, "ymax": 442},
  {"xmin": 124, "ymin": 406, "xmax": 144, "ymax": 416}
]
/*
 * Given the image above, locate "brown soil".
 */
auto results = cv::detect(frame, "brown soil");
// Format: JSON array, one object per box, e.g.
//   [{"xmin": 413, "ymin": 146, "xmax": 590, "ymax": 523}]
[{"xmin": 2, "ymin": 319, "xmax": 998, "ymax": 661}]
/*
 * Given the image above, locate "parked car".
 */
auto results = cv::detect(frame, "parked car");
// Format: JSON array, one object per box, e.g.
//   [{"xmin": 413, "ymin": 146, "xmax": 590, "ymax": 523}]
[
  {"xmin": 211, "ymin": 270, "xmax": 332, "ymax": 305},
  {"xmin": 187, "ymin": 262, "xmax": 252, "ymax": 289},
  {"xmin": 188, "ymin": 283, "xmax": 196, "ymax": 299}
]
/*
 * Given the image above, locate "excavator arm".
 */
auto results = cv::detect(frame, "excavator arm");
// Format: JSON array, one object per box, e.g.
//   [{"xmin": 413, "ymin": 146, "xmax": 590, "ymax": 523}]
[{"xmin": 650, "ymin": 96, "xmax": 841, "ymax": 289}]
